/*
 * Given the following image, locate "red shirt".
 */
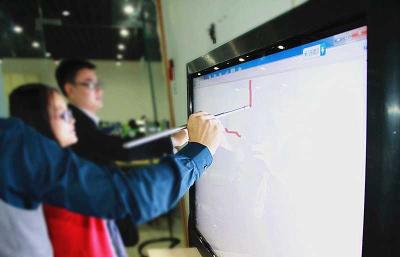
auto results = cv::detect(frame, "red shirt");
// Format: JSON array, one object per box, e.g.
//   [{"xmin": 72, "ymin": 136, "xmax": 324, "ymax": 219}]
[{"xmin": 44, "ymin": 205, "xmax": 115, "ymax": 257}]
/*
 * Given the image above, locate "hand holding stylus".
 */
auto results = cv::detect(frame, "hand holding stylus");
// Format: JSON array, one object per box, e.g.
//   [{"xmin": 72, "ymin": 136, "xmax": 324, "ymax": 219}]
[
  {"xmin": 123, "ymin": 106, "xmax": 247, "ymax": 149},
  {"xmin": 187, "ymin": 112, "xmax": 223, "ymax": 156}
]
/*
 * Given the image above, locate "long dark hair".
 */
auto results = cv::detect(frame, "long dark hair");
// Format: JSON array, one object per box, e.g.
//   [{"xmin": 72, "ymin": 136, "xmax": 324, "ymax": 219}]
[{"xmin": 9, "ymin": 83, "xmax": 59, "ymax": 140}]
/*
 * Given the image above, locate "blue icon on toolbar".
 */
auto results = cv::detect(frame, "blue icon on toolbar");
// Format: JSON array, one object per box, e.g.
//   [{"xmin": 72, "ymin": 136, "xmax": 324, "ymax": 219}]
[{"xmin": 320, "ymin": 43, "xmax": 326, "ymax": 56}]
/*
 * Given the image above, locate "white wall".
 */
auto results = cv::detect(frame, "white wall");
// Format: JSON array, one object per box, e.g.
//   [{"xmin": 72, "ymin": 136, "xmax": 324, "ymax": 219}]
[
  {"xmin": 1, "ymin": 59, "xmax": 51, "ymax": 116},
  {"xmin": 144, "ymin": 61, "xmax": 171, "ymax": 123},
  {"xmin": 95, "ymin": 60, "xmax": 169, "ymax": 122},
  {"xmin": 161, "ymin": 0, "xmax": 308, "ymax": 124},
  {"xmin": 1, "ymin": 58, "xmax": 169, "ymax": 122}
]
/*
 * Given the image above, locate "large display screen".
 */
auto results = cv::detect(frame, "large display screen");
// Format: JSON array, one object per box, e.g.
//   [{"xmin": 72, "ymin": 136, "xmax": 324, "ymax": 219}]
[{"xmin": 192, "ymin": 26, "xmax": 367, "ymax": 257}]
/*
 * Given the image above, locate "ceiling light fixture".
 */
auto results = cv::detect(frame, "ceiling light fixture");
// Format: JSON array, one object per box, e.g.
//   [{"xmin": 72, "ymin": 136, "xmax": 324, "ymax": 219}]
[
  {"xmin": 214, "ymin": 67, "xmax": 219, "ymax": 70},
  {"xmin": 278, "ymin": 45, "xmax": 285, "ymax": 50},
  {"xmin": 62, "ymin": 10, "xmax": 70, "ymax": 17},
  {"xmin": 238, "ymin": 58, "xmax": 245, "ymax": 62},
  {"xmin": 118, "ymin": 43, "xmax": 125, "ymax": 51},
  {"xmin": 32, "ymin": 41, "xmax": 40, "ymax": 48},
  {"xmin": 197, "ymin": 73, "xmax": 201, "ymax": 75},
  {"xmin": 123, "ymin": 5, "xmax": 135, "ymax": 15},
  {"xmin": 13, "ymin": 25, "xmax": 23, "ymax": 34},
  {"xmin": 120, "ymin": 28, "xmax": 130, "ymax": 38}
]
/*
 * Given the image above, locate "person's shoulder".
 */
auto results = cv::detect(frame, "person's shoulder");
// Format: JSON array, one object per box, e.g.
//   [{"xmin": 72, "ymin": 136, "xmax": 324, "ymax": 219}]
[
  {"xmin": 0, "ymin": 117, "xmax": 57, "ymax": 146},
  {"xmin": 0, "ymin": 117, "xmax": 42, "ymax": 148},
  {"xmin": 0, "ymin": 117, "xmax": 24, "ymax": 131},
  {"xmin": 69, "ymin": 104, "xmax": 85, "ymax": 118},
  {"xmin": 69, "ymin": 105, "xmax": 96, "ymax": 128}
]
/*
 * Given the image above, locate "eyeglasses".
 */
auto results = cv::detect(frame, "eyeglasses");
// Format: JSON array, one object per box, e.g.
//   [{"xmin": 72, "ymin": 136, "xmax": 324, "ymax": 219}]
[
  {"xmin": 59, "ymin": 109, "xmax": 74, "ymax": 123},
  {"xmin": 73, "ymin": 81, "xmax": 103, "ymax": 90}
]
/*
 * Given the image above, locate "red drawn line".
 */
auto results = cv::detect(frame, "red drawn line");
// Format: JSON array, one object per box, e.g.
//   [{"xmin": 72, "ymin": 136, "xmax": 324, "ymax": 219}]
[
  {"xmin": 220, "ymin": 80, "xmax": 250, "ymax": 138},
  {"xmin": 225, "ymin": 128, "xmax": 242, "ymax": 138},
  {"xmin": 248, "ymin": 79, "xmax": 253, "ymax": 108}
]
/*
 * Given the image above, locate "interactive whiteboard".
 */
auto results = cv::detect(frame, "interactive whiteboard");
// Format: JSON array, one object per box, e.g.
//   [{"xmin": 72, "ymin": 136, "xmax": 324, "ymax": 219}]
[{"xmin": 192, "ymin": 26, "xmax": 367, "ymax": 257}]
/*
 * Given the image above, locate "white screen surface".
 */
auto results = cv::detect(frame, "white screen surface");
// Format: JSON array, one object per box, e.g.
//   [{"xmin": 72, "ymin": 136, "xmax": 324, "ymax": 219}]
[{"xmin": 193, "ymin": 27, "xmax": 367, "ymax": 257}]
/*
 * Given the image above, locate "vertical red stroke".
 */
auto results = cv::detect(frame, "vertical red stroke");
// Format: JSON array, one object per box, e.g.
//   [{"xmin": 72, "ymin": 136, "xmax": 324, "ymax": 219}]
[
  {"xmin": 225, "ymin": 128, "xmax": 242, "ymax": 138},
  {"xmin": 249, "ymin": 80, "xmax": 253, "ymax": 107},
  {"xmin": 222, "ymin": 80, "xmax": 250, "ymax": 139}
]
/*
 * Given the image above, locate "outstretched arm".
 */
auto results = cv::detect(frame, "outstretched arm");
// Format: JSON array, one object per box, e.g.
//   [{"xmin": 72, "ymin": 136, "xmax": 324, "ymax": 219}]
[{"xmin": 0, "ymin": 116, "xmax": 220, "ymax": 224}]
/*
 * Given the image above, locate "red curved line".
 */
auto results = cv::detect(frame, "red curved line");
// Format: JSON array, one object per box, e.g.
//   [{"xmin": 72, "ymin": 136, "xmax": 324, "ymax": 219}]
[
  {"xmin": 225, "ymin": 128, "xmax": 242, "ymax": 138},
  {"xmin": 220, "ymin": 81, "xmax": 250, "ymax": 139}
]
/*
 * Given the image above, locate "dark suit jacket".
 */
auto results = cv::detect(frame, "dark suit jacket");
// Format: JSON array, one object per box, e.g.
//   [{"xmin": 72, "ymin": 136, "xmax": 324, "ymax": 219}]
[
  {"xmin": 69, "ymin": 104, "xmax": 173, "ymax": 247},
  {"xmin": 69, "ymin": 104, "xmax": 173, "ymax": 165}
]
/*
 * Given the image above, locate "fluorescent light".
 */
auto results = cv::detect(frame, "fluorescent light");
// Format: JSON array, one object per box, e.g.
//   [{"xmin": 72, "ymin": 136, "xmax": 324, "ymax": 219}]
[
  {"xmin": 197, "ymin": 73, "xmax": 201, "ymax": 75},
  {"xmin": 278, "ymin": 45, "xmax": 285, "ymax": 50},
  {"xmin": 32, "ymin": 41, "xmax": 40, "ymax": 48},
  {"xmin": 388, "ymin": 105, "xmax": 400, "ymax": 115},
  {"xmin": 123, "ymin": 5, "xmax": 134, "ymax": 15},
  {"xmin": 13, "ymin": 25, "xmax": 23, "ymax": 34},
  {"xmin": 120, "ymin": 28, "xmax": 130, "ymax": 37},
  {"xmin": 238, "ymin": 58, "xmax": 245, "ymax": 62},
  {"xmin": 118, "ymin": 43, "xmax": 125, "ymax": 51},
  {"xmin": 117, "ymin": 54, "xmax": 123, "ymax": 60},
  {"xmin": 62, "ymin": 10, "xmax": 70, "ymax": 17},
  {"xmin": 214, "ymin": 67, "xmax": 219, "ymax": 70}
]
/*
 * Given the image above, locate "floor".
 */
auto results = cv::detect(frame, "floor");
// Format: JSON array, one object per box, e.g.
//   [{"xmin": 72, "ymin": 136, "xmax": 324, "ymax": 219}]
[{"xmin": 126, "ymin": 207, "xmax": 186, "ymax": 257}]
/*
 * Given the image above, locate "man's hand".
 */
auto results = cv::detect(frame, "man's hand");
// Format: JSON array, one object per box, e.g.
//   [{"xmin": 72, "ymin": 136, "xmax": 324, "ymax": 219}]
[
  {"xmin": 171, "ymin": 129, "xmax": 189, "ymax": 149},
  {"xmin": 187, "ymin": 112, "xmax": 223, "ymax": 155}
]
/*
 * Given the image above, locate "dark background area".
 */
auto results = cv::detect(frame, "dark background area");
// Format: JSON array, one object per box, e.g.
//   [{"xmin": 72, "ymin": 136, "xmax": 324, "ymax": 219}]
[{"xmin": 0, "ymin": 0, "xmax": 161, "ymax": 61}]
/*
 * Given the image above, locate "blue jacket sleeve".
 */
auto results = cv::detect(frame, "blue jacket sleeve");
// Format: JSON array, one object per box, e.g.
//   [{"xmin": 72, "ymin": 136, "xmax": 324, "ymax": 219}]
[{"xmin": 0, "ymin": 118, "xmax": 212, "ymax": 224}]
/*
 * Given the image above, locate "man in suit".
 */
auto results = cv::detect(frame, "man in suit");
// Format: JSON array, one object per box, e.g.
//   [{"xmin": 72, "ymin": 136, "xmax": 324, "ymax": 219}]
[
  {"xmin": 55, "ymin": 59, "xmax": 186, "ymax": 164},
  {"xmin": 55, "ymin": 59, "xmax": 187, "ymax": 254}
]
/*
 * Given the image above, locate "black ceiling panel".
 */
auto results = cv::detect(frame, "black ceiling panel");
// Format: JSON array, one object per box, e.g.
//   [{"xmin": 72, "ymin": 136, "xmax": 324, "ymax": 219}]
[{"xmin": 0, "ymin": 0, "xmax": 160, "ymax": 61}]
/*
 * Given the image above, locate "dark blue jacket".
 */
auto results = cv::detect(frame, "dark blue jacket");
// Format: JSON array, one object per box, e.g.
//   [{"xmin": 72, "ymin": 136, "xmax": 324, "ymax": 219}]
[{"xmin": 0, "ymin": 118, "xmax": 212, "ymax": 224}]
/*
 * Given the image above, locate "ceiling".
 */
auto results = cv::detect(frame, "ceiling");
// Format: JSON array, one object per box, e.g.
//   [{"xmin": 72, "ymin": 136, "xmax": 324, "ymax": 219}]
[{"xmin": 0, "ymin": 0, "xmax": 161, "ymax": 61}]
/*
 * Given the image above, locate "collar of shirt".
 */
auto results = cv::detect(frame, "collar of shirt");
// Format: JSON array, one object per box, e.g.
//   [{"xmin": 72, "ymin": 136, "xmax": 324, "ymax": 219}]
[{"xmin": 75, "ymin": 106, "xmax": 100, "ymax": 127}]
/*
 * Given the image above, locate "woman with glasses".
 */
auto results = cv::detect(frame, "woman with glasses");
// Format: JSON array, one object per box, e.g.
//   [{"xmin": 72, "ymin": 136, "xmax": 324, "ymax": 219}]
[{"xmin": 1, "ymin": 83, "xmax": 116, "ymax": 257}]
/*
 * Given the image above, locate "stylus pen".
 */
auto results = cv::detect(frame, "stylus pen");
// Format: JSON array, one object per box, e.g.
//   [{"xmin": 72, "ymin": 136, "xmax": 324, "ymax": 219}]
[{"xmin": 123, "ymin": 105, "xmax": 249, "ymax": 149}]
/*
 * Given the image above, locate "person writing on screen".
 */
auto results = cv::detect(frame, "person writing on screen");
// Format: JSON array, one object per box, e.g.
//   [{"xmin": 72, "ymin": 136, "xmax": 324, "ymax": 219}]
[
  {"xmin": 0, "ymin": 104, "xmax": 222, "ymax": 225},
  {"xmin": 55, "ymin": 58, "xmax": 187, "ymax": 250},
  {"xmin": 0, "ymin": 84, "xmax": 220, "ymax": 257},
  {"xmin": 1, "ymin": 84, "xmax": 108, "ymax": 256}
]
